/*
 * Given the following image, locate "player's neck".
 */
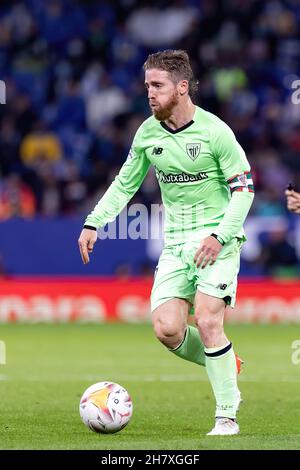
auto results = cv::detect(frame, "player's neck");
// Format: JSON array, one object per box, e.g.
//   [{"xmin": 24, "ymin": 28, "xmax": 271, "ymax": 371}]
[{"xmin": 163, "ymin": 99, "xmax": 195, "ymax": 130}]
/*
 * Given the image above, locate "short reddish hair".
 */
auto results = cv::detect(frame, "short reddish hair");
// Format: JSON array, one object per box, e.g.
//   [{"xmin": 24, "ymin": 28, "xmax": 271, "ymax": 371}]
[{"xmin": 143, "ymin": 49, "xmax": 198, "ymax": 96}]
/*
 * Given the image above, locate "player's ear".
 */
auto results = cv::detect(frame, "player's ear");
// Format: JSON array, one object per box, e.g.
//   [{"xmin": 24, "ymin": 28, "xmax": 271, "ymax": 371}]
[{"xmin": 178, "ymin": 80, "xmax": 188, "ymax": 95}]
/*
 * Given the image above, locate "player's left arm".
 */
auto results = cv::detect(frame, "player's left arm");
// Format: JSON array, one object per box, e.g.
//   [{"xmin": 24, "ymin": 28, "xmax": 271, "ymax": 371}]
[
  {"xmin": 194, "ymin": 122, "xmax": 254, "ymax": 268},
  {"xmin": 212, "ymin": 122, "xmax": 255, "ymax": 244}
]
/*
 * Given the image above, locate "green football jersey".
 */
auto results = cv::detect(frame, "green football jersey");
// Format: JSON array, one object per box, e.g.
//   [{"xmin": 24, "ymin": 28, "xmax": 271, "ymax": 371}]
[{"xmin": 85, "ymin": 105, "xmax": 254, "ymax": 245}]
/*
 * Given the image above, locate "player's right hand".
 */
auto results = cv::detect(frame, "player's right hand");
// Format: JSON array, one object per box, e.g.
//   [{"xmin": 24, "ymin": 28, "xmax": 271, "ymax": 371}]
[{"xmin": 78, "ymin": 228, "xmax": 98, "ymax": 264}]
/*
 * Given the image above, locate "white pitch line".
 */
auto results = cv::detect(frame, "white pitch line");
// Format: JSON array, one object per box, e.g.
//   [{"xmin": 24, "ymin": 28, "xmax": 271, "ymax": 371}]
[{"xmin": 3, "ymin": 374, "xmax": 300, "ymax": 383}]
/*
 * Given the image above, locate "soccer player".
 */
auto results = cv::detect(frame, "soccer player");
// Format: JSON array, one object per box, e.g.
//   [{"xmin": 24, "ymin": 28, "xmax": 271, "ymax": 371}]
[
  {"xmin": 285, "ymin": 186, "xmax": 300, "ymax": 214},
  {"xmin": 78, "ymin": 50, "xmax": 254, "ymax": 435}
]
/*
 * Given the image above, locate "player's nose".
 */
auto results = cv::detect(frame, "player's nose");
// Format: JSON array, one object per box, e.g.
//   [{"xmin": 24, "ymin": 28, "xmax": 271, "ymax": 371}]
[{"xmin": 148, "ymin": 87, "xmax": 155, "ymax": 99}]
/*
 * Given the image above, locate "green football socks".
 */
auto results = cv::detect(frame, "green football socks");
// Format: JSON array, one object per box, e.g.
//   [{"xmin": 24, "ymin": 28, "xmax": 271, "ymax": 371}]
[
  {"xmin": 169, "ymin": 325, "xmax": 206, "ymax": 367},
  {"xmin": 204, "ymin": 342, "xmax": 238, "ymax": 419}
]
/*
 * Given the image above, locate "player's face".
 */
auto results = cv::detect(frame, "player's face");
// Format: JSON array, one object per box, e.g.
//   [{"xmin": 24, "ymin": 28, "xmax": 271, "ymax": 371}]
[{"xmin": 145, "ymin": 69, "xmax": 180, "ymax": 121}]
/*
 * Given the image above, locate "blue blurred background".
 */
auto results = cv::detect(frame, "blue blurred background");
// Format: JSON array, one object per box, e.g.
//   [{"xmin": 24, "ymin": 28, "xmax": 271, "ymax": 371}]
[{"xmin": 0, "ymin": 0, "xmax": 300, "ymax": 278}]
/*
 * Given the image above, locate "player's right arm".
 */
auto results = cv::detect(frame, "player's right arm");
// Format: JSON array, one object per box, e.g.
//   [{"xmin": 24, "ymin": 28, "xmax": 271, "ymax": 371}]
[{"xmin": 78, "ymin": 127, "xmax": 151, "ymax": 264}]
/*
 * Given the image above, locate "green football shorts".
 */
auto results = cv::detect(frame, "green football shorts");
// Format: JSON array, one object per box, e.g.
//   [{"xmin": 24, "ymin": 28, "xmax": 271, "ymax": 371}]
[{"xmin": 151, "ymin": 237, "xmax": 243, "ymax": 313}]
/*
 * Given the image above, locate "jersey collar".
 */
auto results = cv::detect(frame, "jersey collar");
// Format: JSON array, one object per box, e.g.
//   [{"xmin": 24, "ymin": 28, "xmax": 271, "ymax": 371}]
[{"xmin": 160, "ymin": 119, "xmax": 194, "ymax": 134}]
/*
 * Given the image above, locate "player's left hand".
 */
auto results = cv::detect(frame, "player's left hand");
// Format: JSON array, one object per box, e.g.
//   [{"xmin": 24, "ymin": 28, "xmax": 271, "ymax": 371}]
[
  {"xmin": 78, "ymin": 228, "xmax": 98, "ymax": 264},
  {"xmin": 194, "ymin": 236, "xmax": 223, "ymax": 269}
]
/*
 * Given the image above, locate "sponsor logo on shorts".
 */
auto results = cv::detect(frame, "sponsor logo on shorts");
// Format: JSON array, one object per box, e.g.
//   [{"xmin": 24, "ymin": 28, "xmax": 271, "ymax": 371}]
[{"xmin": 216, "ymin": 283, "xmax": 227, "ymax": 290}]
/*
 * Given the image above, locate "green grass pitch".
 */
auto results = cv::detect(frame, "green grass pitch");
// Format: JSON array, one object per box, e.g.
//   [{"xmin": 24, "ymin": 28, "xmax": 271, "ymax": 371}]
[{"xmin": 0, "ymin": 323, "xmax": 299, "ymax": 450}]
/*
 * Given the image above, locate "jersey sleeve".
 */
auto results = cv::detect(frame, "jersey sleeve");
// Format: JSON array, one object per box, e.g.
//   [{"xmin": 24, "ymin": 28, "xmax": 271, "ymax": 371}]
[
  {"xmin": 212, "ymin": 121, "xmax": 251, "ymax": 183},
  {"xmin": 85, "ymin": 127, "xmax": 151, "ymax": 228},
  {"xmin": 214, "ymin": 191, "xmax": 254, "ymax": 243},
  {"xmin": 211, "ymin": 121, "xmax": 254, "ymax": 243}
]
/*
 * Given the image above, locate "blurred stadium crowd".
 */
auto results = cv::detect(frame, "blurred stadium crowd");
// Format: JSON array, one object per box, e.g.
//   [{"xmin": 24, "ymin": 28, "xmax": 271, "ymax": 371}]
[{"xmin": 0, "ymin": 0, "xmax": 300, "ymax": 275}]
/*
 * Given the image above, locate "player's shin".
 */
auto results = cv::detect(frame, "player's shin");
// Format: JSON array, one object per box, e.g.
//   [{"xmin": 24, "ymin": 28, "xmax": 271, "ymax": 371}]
[
  {"xmin": 204, "ymin": 342, "xmax": 239, "ymax": 419},
  {"xmin": 169, "ymin": 325, "xmax": 206, "ymax": 367}
]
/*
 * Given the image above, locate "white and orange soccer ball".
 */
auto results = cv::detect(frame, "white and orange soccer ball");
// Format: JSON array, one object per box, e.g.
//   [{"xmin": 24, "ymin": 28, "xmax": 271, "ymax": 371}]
[{"xmin": 79, "ymin": 381, "xmax": 133, "ymax": 434}]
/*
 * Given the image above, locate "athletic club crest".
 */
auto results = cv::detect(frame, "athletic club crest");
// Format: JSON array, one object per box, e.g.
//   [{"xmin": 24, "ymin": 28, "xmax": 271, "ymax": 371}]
[
  {"xmin": 186, "ymin": 143, "xmax": 201, "ymax": 161},
  {"xmin": 237, "ymin": 174, "xmax": 248, "ymax": 186}
]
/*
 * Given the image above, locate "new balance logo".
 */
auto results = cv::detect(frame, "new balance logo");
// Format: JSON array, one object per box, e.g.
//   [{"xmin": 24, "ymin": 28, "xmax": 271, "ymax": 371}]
[
  {"xmin": 152, "ymin": 147, "xmax": 163, "ymax": 155},
  {"xmin": 216, "ymin": 283, "xmax": 227, "ymax": 290}
]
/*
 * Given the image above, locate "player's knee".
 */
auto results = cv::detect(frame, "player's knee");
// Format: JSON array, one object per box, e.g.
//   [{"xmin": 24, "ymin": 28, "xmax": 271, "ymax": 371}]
[
  {"xmin": 153, "ymin": 316, "xmax": 184, "ymax": 345},
  {"xmin": 195, "ymin": 314, "xmax": 221, "ymax": 337}
]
